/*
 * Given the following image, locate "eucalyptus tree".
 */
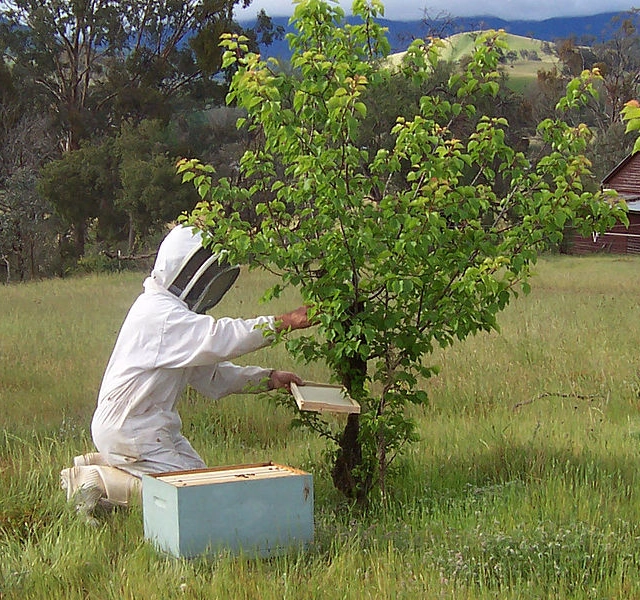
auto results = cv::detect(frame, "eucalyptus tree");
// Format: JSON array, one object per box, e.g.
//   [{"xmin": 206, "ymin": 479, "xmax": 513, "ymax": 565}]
[
  {"xmin": 0, "ymin": 0, "xmax": 279, "ymax": 258},
  {"xmin": 0, "ymin": 0, "xmax": 273, "ymax": 152},
  {"xmin": 0, "ymin": 41, "xmax": 60, "ymax": 279},
  {"xmin": 179, "ymin": 0, "xmax": 626, "ymax": 502}
]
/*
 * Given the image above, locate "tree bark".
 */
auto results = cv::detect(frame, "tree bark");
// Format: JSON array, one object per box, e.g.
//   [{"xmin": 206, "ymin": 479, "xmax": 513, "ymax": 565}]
[{"xmin": 331, "ymin": 303, "xmax": 373, "ymax": 502}]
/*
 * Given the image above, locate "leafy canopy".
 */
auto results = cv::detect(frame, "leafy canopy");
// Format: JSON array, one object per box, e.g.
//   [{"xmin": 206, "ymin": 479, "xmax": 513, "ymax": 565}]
[{"xmin": 179, "ymin": 0, "xmax": 627, "ymax": 500}]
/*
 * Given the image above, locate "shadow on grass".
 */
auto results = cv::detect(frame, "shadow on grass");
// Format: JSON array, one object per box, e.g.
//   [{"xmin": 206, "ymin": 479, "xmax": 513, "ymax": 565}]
[{"xmin": 305, "ymin": 436, "xmax": 639, "ymax": 545}]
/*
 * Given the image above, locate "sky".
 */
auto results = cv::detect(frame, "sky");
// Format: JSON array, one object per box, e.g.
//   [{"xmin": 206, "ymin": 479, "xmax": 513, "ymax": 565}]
[{"xmin": 235, "ymin": 1, "xmax": 637, "ymax": 22}]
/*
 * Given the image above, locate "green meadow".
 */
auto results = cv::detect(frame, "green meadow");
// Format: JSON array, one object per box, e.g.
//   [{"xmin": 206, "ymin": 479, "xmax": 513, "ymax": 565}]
[{"xmin": 2, "ymin": 254, "xmax": 640, "ymax": 598}]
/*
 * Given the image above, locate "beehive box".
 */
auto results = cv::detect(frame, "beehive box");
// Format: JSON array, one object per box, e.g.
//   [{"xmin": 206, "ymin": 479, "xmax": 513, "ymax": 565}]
[{"xmin": 142, "ymin": 462, "xmax": 313, "ymax": 558}]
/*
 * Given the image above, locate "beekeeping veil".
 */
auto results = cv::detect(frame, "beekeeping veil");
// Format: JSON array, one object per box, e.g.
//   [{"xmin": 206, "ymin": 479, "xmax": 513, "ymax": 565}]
[{"xmin": 152, "ymin": 225, "xmax": 240, "ymax": 314}]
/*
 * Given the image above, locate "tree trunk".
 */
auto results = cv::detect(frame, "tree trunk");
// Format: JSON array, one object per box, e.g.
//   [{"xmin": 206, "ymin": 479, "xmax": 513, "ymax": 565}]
[
  {"xmin": 29, "ymin": 238, "xmax": 36, "ymax": 280},
  {"xmin": 73, "ymin": 221, "xmax": 86, "ymax": 258},
  {"xmin": 331, "ymin": 303, "xmax": 372, "ymax": 502},
  {"xmin": 1, "ymin": 255, "xmax": 10, "ymax": 284},
  {"xmin": 331, "ymin": 413, "xmax": 367, "ymax": 501},
  {"xmin": 127, "ymin": 212, "xmax": 136, "ymax": 255}
]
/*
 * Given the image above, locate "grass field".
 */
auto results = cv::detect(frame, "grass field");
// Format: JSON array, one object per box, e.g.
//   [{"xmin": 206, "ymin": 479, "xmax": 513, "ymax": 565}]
[{"xmin": 2, "ymin": 254, "xmax": 640, "ymax": 598}]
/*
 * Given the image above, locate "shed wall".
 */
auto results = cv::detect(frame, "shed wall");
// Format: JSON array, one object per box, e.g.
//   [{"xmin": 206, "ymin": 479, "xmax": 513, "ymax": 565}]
[{"xmin": 568, "ymin": 215, "xmax": 640, "ymax": 255}]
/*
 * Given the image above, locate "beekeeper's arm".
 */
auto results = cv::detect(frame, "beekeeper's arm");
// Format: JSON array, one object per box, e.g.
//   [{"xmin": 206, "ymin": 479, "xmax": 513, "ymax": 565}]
[
  {"xmin": 188, "ymin": 362, "xmax": 303, "ymax": 399},
  {"xmin": 155, "ymin": 305, "xmax": 312, "ymax": 369},
  {"xmin": 180, "ymin": 305, "xmax": 311, "ymax": 397}
]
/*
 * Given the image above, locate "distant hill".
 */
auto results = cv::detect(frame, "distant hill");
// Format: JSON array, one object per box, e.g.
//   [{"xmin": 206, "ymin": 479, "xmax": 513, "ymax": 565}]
[
  {"xmin": 385, "ymin": 32, "xmax": 561, "ymax": 93},
  {"xmin": 246, "ymin": 11, "xmax": 628, "ymax": 60}
]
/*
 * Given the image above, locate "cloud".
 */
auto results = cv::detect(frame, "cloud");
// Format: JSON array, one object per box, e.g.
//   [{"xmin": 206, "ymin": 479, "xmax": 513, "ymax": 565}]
[{"xmin": 236, "ymin": 0, "xmax": 636, "ymax": 22}]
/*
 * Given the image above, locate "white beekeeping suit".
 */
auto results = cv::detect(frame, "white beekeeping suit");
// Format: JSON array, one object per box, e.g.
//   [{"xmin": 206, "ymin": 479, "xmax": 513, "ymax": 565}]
[{"xmin": 61, "ymin": 224, "xmax": 310, "ymax": 517}]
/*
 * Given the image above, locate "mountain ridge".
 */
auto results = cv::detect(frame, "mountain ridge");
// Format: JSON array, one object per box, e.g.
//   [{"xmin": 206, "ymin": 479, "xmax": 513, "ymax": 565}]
[{"xmin": 246, "ymin": 11, "xmax": 629, "ymax": 59}]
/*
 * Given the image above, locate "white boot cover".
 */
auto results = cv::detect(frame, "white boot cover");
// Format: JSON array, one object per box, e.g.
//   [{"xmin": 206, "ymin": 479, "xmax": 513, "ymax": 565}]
[
  {"xmin": 96, "ymin": 465, "xmax": 141, "ymax": 509},
  {"xmin": 60, "ymin": 465, "xmax": 106, "ymax": 515},
  {"xmin": 60, "ymin": 465, "xmax": 141, "ymax": 514}
]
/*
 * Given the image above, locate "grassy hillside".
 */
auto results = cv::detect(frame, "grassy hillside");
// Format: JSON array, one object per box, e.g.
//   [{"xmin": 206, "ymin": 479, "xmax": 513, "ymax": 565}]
[
  {"xmin": 390, "ymin": 31, "xmax": 559, "ymax": 90},
  {"xmin": 3, "ymin": 255, "xmax": 640, "ymax": 598}
]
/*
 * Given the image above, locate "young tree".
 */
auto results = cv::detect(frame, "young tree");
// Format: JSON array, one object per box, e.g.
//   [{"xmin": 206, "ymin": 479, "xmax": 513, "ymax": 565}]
[
  {"xmin": 179, "ymin": 0, "xmax": 626, "ymax": 503},
  {"xmin": 621, "ymin": 99, "xmax": 640, "ymax": 153}
]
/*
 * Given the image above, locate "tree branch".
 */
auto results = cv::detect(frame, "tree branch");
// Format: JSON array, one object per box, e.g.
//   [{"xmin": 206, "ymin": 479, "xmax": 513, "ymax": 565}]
[{"xmin": 513, "ymin": 391, "xmax": 602, "ymax": 410}]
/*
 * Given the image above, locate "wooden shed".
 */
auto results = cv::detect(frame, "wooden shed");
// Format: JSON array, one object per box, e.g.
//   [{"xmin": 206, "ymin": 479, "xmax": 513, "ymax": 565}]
[{"xmin": 567, "ymin": 152, "xmax": 640, "ymax": 255}]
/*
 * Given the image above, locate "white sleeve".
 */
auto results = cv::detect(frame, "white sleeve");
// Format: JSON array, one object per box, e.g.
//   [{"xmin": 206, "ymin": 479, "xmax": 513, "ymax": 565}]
[
  {"xmin": 187, "ymin": 362, "xmax": 272, "ymax": 399},
  {"xmin": 155, "ymin": 306, "xmax": 277, "ymax": 368}
]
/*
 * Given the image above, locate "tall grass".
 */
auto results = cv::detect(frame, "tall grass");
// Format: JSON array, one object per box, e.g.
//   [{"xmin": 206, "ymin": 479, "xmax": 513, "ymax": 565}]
[{"xmin": 2, "ymin": 255, "xmax": 640, "ymax": 598}]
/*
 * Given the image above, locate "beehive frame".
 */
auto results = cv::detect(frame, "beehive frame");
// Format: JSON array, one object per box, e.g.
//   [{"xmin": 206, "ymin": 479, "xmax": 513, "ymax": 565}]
[{"xmin": 290, "ymin": 382, "xmax": 361, "ymax": 414}]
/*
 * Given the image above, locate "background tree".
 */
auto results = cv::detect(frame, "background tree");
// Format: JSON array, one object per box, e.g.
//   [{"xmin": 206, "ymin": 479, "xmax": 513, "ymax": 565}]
[
  {"xmin": 0, "ymin": 169, "xmax": 62, "ymax": 281},
  {"xmin": 116, "ymin": 119, "xmax": 201, "ymax": 253},
  {"xmin": 586, "ymin": 11, "xmax": 640, "ymax": 176},
  {"xmin": 37, "ymin": 140, "xmax": 119, "ymax": 258},
  {"xmin": 591, "ymin": 11, "xmax": 640, "ymax": 126},
  {"xmin": 36, "ymin": 117, "xmax": 206, "ymax": 261},
  {"xmin": 556, "ymin": 37, "xmax": 598, "ymax": 78},
  {"xmin": 526, "ymin": 67, "xmax": 568, "ymax": 125},
  {"xmin": 542, "ymin": 11, "xmax": 640, "ymax": 179},
  {"xmin": 179, "ymin": 0, "xmax": 626, "ymax": 503},
  {"xmin": 0, "ymin": 0, "xmax": 281, "ymax": 259},
  {"xmin": 0, "ymin": 41, "xmax": 60, "ymax": 280},
  {"xmin": 0, "ymin": 0, "xmax": 276, "ymax": 151}
]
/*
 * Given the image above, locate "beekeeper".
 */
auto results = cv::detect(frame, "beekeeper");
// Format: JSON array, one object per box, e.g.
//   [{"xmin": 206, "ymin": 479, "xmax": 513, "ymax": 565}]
[{"xmin": 60, "ymin": 224, "xmax": 312, "ymax": 516}]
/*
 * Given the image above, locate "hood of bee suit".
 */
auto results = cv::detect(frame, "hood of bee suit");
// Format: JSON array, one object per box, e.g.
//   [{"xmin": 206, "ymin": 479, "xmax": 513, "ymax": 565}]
[{"xmin": 151, "ymin": 225, "xmax": 240, "ymax": 314}]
